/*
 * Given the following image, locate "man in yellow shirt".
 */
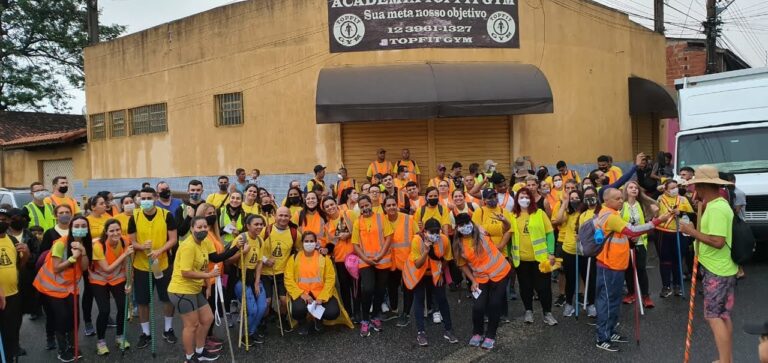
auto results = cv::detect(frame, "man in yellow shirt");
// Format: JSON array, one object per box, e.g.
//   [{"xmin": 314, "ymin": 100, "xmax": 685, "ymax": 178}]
[
  {"xmin": 597, "ymin": 155, "xmax": 623, "ymax": 185},
  {"xmin": 306, "ymin": 165, "xmax": 328, "ymax": 197},
  {"xmin": 0, "ymin": 207, "xmax": 31, "ymax": 361},
  {"xmin": 206, "ymin": 176, "xmax": 231, "ymax": 209},
  {"xmin": 260, "ymin": 207, "xmax": 298, "ymax": 333}
]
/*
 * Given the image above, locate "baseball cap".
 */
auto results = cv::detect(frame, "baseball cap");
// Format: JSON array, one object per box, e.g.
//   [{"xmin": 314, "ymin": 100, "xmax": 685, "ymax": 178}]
[
  {"xmin": 744, "ymin": 321, "xmax": 768, "ymax": 336},
  {"xmin": 313, "ymin": 164, "xmax": 326, "ymax": 174},
  {"xmin": 481, "ymin": 188, "xmax": 496, "ymax": 200},
  {"xmin": 489, "ymin": 172, "xmax": 506, "ymax": 185},
  {"xmin": 0, "ymin": 208, "xmax": 9, "ymax": 217}
]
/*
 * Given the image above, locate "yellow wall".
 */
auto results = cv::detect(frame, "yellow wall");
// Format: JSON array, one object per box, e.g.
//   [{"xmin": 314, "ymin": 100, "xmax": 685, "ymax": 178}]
[
  {"xmin": 84, "ymin": 0, "xmax": 667, "ymax": 179},
  {"xmin": 1, "ymin": 144, "xmax": 89, "ymax": 188}
]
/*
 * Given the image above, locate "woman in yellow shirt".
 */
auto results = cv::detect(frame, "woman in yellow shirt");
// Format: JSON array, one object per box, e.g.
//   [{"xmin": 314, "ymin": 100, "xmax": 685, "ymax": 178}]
[
  {"xmin": 655, "ymin": 180, "xmax": 693, "ymax": 297},
  {"xmin": 233, "ymin": 214, "xmax": 268, "ymax": 345},
  {"xmin": 283, "ymin": 187, "xmax": 304, "ymax": 216},
  {"xmin": 290, "ymin": 191, "xmax": 328, "ymax": 250},
  {"xmin": 114, "ymin": 195, "xmax": 135, "ymax": 237},
  {"xmin": 242, "ymin": 184, "xmax": 261, "ymax": 216},
  {"xmin": 552, "ymin": 190, "xmax": 582, "ymax": 317},
  {"xmin": 576, "ymin": 186, "xmax": 600, "ymax": 317},
  {"xmin": 86, "ymin": 195, "xmax": 111, "ymax": 238}
]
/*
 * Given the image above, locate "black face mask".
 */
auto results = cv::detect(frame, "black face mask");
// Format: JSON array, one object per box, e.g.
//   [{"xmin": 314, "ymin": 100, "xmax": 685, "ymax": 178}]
[
  {"xmin": 288, "ymin": 196, "xmax": 301, "ymax": 205},
  {"xmin": 0, "ymin": 222, "xmax": 8, "ymax": 234},
  {"xmin": 585, "ymin": 197, "xmax": 598, "ymax": 206},
  {"xmin": 219, "ymin": 184, "xmax": 229, "ymax": 192},
  {"xmin": 205, "ymin": 215, "xmax": 217, "ymax": 226},
  {"xmin": 159, "ymin": 190, "xmax": 171, "ymax": 199},
  {"xmin": 58, "ymin": 186, "xmax": 69, "ymax": 194},
  {"xmin": 261, "ymin": 204, "xmax": 274, "ymax": 213},
  {"xmin": 427, "ymin": 198, "xmax": 439, "ymax": 207},
  {"xmin": 569, "ymin": 201, "xmax": 582, "ymax": 210},
  {"xmin": 10, "ymin": 219, "xmax": 25, "ymax": 231}
]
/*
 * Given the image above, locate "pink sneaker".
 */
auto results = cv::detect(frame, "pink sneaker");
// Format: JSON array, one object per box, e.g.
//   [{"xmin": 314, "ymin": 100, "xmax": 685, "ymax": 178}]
[
  {"xmin": 372, "ymin": 319, "xmax": 383, "ymax": 332},
  {"xmin": 360, "ymin": 321, "xmax": 371, "ymax": 337}
]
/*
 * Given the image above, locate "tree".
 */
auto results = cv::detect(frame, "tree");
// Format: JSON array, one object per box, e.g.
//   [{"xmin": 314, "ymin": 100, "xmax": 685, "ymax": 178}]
[{"xmin": 0, "ymin": 0, "xmax": 125, "ymax": 111}]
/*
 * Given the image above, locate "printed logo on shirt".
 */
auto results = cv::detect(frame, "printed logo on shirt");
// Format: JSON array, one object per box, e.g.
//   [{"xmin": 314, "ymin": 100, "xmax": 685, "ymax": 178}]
[
  {"xmin": 273, "ymin": 245, "xmax": 283, "ymax": 258},
  {"xmin": 0, "ymin": 248, "xmax": 12, "ymax": 266},
  {"xmin": 523, "ymin": 220, "xmax": 530, "ymax": 235},
  {"xmin": 249, "ymin": 252, "xmax": 258, "ymax": 264}
]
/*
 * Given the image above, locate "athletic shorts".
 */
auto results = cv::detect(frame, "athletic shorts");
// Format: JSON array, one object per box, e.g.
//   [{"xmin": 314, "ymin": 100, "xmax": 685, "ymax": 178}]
[
  {"xmin": 170, "ymin": 292, "xmax": 207, "ymax": 315},
  {"xmin": 701, "ymin": 266, "xmax": 736, "ymax": 320},
  {"xmin": 134, "ymin": 268, "xmax": 172, "ymax": 304},
  {"xmin": 261, "ymin": 273, "xmax": 286, "ymax": 299}
]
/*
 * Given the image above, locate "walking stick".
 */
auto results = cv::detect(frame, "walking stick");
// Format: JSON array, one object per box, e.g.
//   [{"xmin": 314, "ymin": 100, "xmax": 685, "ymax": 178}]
[
  {"xmin": 215, "ymin": 275, "xmax": 236, "ymax": 363},
  {"xmin": 238, "ymin": 235, "xmax": 249, "ymax": 351},
  {"xmin": 575, "ymin": 252, "xmax": 579, "ymax": 319},
  {"xmin": 0, "ymin": 325, "xmax": 6, "ymax": 363},
  {"xmin": 631, "ymin": 248, "xmax": 645, "ymax": 316},
  {"xmin": 73, "ymin": 256, "xmax": 80, "ymax": 362},
  {"xmin": 683, "ymin": 204, "xmax": 703, "ymax": 363},
  {"xmin": 675, "ymin": 216, "xmax": 686, "ymax": 298},
  {"xmin": 122, "ymin": 256, "xmax": 133, "ymax": 355},
  {"xmin": 274, "ymin": 274, "xmax": 284, "ymax": 337},
  {"xmin": 630, "ymin": 248, "xmax": 641, "ymax": 346},
  {"xmin": 582, "ymin": 257, "xmax": 591, "ymax": 310}
]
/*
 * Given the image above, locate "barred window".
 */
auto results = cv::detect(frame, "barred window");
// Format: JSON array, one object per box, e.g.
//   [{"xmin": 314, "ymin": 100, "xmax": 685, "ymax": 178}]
[
  {"xmin": 110, "ymin": 110, "xmax": 126, "ymax": 137},
  {"xmin": 130, "ymin": 103, "xmax": 167, "ymax": 135},
  {"xmin": 90, "ymin": 114, "xmax": 106, "ymax": 140},
  {"xmin": 215, "ymin": 92, "xmax": 243, "ymax": 126}
]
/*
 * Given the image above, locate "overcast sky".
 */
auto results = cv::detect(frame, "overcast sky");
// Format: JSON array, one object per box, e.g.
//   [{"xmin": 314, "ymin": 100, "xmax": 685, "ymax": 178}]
[{"xmin": 65, "ymin": 0, "xmax": 768, "ymax": 114}]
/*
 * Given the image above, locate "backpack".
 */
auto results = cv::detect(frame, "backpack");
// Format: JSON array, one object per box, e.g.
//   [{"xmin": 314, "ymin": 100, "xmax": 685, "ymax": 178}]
[
  {"xmin": 264, "ymin": 223, "xmax": 298, "ymax": 244},
  {"xmin": 729, "ymin": 215, "xmax": 755, "ymax": 264},
  {"xmin": 577, "ymin": 213, "xmax": 614, "ymax": 257}
]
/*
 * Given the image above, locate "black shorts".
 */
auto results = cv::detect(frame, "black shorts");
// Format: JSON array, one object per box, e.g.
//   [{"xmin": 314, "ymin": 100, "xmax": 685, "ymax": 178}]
[
  {"xmin": 555, "ymin": 242, "xmax": 565, "ymax": 259},
  {"xmin": 261, "ymin": 274, "xmax": 286, "ymax": 299},
  {"xmin": 134, "ymin": 268, "xmax": 172, "ymax": 304}
]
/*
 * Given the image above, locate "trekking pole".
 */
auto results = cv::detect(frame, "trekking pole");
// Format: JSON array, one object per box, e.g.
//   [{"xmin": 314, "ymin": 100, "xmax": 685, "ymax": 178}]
[
  {"xmin": 239, "ymin": 236, "xmax": 249, "ymax": 351},
  {"xmin": 575, "ymin": 252, "xmax": 579, "ymax": 319},
  {"xmin": 582, "ymin": 257, "xmax": 591, "ymax": 310},
  {"xmin": 122, "ymin": 256, "xmax": 133, "ymax": 355},
  {"xmin": 675, "ymin": 216, "xmax": 686, "ymax": 298},
  {"xmin": 683, "ymin": 205, "xmax": 703, "ymax": 363},
  {"xmin": 0, "ymin": 327, "xmax": 6, "ymax": 363},
  {"xmin": 631, "ymin": 248, "xmax": 645, "ymax": 316},
  {"xmin": 274, "ymin": 274, "xmax": 284, "ymax": 337},
  {"xmin": 215, "ymin": 274, "xmax": 236, "ymax": 363},
  {"xmin": 148, "ymin": 258, "xmax": 156, "ymax": 358},
  {"xmin": 73, "ymin": 257, "xmax": 80, "ymax": 362},
  {"xmin": 630, "ymin": 248, "xmax": 641, "ymax": 346}
]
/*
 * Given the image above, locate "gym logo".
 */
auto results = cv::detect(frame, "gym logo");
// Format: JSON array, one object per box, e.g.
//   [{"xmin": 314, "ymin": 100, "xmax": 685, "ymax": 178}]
[
  {"xmin": 333, "ymin": 14, "xmax": 365, "ymax": 47},
  {"xmin": 487, "ymin": 11, "xmax": 516, "ymax": 43}
]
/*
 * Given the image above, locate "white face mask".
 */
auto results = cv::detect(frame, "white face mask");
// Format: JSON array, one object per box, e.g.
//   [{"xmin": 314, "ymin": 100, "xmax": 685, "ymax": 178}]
[
  {"xmin": 303, "ymin": 242, "xmax": 317, "ymax": 253},
  {"xmin": 337, "ymin": 174, "xmax": 343, "ymax": 180},
  {"xmin": 554, "ymin": 180, "xmax": 563, "ymax": 189},
  {"xmin": 668, "ymin": 189, "xmax": 679, "ymax": 197},
  {"xmin": 457, "ymin": 224, "xmax": 473, "ymax": 235},
  {"xmin": 427, "ymin": 233, "xmax": 440, "ymax": 243},
  {"xmin": 489, "ymin": 166, "xmax": 496, "ymax": 173},
  {"xmin": 123, "ymin": 203, "xmax": 136, "ymax": 213},
  {"xmin": 518, "ymin": 198, "xmax": 531, "ymax": 208}
]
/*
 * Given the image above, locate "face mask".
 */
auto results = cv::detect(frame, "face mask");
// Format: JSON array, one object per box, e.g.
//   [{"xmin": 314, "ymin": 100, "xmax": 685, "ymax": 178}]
[
  {"xmin": 403, "ymin": 172, "xmax": 409, "ymax": 179},
  {"xmin": 71, "ymin": 227, "xmax": 88, "ymax": 238},
  {"xmin": 193, "ymin": 231, "xmax": 208, "ymax": 241},
  {"xmin": 541, "ymin": 188, "xmax": 550, "ymax": 195},
  {"xmin": 33, "ymin": 190, "xmax": 50, "ymax": 200},
  {"xmin": 10, "ymin": 220, "xmax": 25, "ymax": 231},
  {"xmin": 288, "ymin": 196, "xmax": 301, "ymax": 205},
  {"xmin": 219, "ymin": 184, "xmax": 229, "ymax": 192},
  {"xmin": 518, "ymin": 198, "xmax": 531, "ymax": 208},
  {"xmin": 189, "ymin": 192, "xmax": 202, "ymax": 202},
  {"xmin": 554, "ymin": 181, "xmax": 563, "ymax": 189},
  {"xmin": 58, "ymin": 215, "xmax": 72, "ymax": 225},
  {"xmin": 585, "ymin": 197, "xmax": 598, "ymax": 207},
  {"xmin": 205, "ymin": 215, "xmax": 217, "ymax": 226},
  {"xmin": 159, "ymin": 190, "xmax": 171, "ymax": 199},
  {"xmin": 668, "ymin": 189, "xmax": 679, "ymax": 197},
  {"xmin": 140, "ymin": 200, "xmax": 154, "ymax": 210},
  {"xmin": 569, "ymin": 201, "xmax": 582, "ymax": 210},
  {"xmin": 58, "ymin": 186, "xmax": 69, "ymax": 194},
  {"xmin": 457, "ymin": 224, "xmax": 473, "ymax": 235},
  {"xmin": 427, "ymin": 198, "xmax": 439, "ymax": 207},
  {"xmin": 485, "ymin": 199, "xmax": 498, "ymax": 208},
  {"xmin": 123, "ymin": 203, "xmax": 136, "ymax": 213},
  {"xmin": 427, "ymin": 233, "xmax": 440, "ymax": 242},
  {"xmin": 337, "ymin": 174, "xmax": 343, "ymax": 180},
  {"xmin": 361, "ymin": 206, "xmax": 372, "ymax": 216},
  {"xmin": 303, "ymin": 242, "xmax": 317, "ymax": 253},
  {"xmin": 489, "ymin": 166, "xmax": 496, "ymax": 173},
  {"xmin": 261, "ymin": 204, "xmax": 274, "ymax": 213},
  {"xmin": 0, "ymin": 222, "xmax": 8, "ymax": 234}
]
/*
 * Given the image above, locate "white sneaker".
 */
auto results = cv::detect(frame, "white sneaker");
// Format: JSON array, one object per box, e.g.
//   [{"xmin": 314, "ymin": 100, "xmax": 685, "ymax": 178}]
[
  {"xmin": 381, "ymin": 302, "xmax": 390, "ymax": 313},
  {"xmin": 432, "ymin": 312, "xmax": 442, "ymax": 324},
  {"xmin": 524, "ymin": 310, "xmax": 534, "ymax": 324},
  {"xmin": 543, "ymin": 312, "xmax": 558, "ymax": 326},
  {"xmin": 587, "ymin": 304, "xmax": 597, "ymax": 318},
  {"xmin": 563, "ymin": 304, "xmax": 575, "ymax": 317}
]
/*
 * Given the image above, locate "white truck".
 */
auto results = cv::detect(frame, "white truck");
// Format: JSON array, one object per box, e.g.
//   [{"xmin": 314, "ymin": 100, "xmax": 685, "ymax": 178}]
[{"xmin": 675, "ymin": 67, "xmax": 768, "ymax": 260}]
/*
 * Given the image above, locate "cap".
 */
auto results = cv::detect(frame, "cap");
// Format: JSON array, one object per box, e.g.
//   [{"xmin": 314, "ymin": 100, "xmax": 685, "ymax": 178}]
[
  {"xmin": 514, "ymin": 168, "xmax": 530, "ymax": 178},
  {"xmin": 744, "ymin": 321, "xmax": 768, "ymax": 335},
  {"xmin": 7, "ymin": 208, "xmax": 23, "ymax": 217},
  {"xmin": 455, "ymin": 213, "xmax": 471, "ymax": 226},
  {"xmin": 483, "ymin": 160, "xmax": 498, "ymax": 169},
  {"xmin": 489, "ymin": 172, "xmax": 506, "ymax": 185},
  {"xmin": 424, "ymin": 218, "xmax": 441, "ymax": 232},
  {"xmin": 437, "ymin": 163, "xmax": 446, "ymax": 171},
  {"xmin": 481, "ymin": 188, "xmax": 496, "ymax": 200},
  {"xmin": 313, "ymin": 164, "xmax": 326, "ymax": 174}
]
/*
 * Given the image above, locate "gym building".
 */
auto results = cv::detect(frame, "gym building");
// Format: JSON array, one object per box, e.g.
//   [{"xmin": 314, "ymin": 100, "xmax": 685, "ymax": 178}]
[{"xmin": 83, "ymin": 0, "xmax": 676, "ymax": 190}]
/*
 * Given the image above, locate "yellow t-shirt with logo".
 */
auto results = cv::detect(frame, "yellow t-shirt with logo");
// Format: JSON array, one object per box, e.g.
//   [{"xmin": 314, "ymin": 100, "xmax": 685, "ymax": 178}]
[
  {"xmin": 261, "ymin": 226, "xmax": 297, "ymax": 276},
  {"xmin": 242, "ymin": 234, "xmax": 263, "ymax": 270},
  {"xmin": 168, "ymin": 236, "xmax": 209, "ymax": 295},
  {"xmin": 0, "ymin": 236, "xmax": 19, "ymax": 296},
  {"xmin": 516, "ymin": 211, "xmax": 554, "ymax": 262}
]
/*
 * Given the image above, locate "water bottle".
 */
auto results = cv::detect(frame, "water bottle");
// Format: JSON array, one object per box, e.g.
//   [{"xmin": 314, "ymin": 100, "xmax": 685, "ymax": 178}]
[
  {"xmin": 594, "ymin": 228, "xmax": 605, "ymax": 245},
  {"xmin": 680, "ymin": 214, "xmax": 691, "ymax": 237},
  {"xmin": 150, "ymin": 257, "xmax": 164, "ymax": 279}
]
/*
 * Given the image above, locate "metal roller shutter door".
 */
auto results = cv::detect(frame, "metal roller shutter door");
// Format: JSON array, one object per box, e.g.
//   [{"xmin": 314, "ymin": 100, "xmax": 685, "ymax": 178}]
[
  {"xmin": 631, "ymin": 114, "xmax": 659, "ymax": 157},
  {"xmin": 341, "ymin": 121, "xmax": 429, "ymax": 187},
  {"xmin": 434, "ymin": 117, "xmax": 512, "ymax": 178}
]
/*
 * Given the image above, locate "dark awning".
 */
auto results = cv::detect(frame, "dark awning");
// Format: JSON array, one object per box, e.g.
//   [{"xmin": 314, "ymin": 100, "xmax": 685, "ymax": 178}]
[
  {"xmin": 628, "ymin": 77, "xmax": 678, "ymax": 118},
  {"xmin": 316, "ymin": 63, "xmax": 553, "ymax": 123}
]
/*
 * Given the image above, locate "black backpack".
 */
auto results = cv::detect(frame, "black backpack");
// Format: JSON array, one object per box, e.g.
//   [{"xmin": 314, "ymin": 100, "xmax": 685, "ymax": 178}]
[{"xmin": 729, "ymin": 215, "xmax": 755, "ymax": 264}]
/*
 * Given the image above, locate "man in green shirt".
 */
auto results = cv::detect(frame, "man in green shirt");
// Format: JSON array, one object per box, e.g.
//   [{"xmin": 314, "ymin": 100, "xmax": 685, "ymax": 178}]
[{"xmin": 679, "ymin": 165, "xmax": 737, "ymax": 363}]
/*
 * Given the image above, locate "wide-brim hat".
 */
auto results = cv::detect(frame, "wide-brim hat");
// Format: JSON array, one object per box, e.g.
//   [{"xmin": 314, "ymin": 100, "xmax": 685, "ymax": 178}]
[
  {"xmin": 682, "ymin": 165, "xmax": 733, "ymax": 186},
  {"xmin": 514, "ymin": 169, "xmax": 530, "ymax": 178}
]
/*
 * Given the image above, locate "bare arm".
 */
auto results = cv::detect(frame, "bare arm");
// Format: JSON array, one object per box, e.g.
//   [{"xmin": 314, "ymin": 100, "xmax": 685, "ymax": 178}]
[{"xmin": 181, "ymin": 270, "xmax": 214, "ymax": 280}]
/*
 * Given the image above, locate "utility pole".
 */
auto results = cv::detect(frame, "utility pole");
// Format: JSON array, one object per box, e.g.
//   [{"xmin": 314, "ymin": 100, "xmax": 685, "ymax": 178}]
[
  {"xmin": 654, "ymin": 0, "xmax": 664, "ymax": 34},
  {"xmin": 86, "ymin": 0, "xmax": 99, "ymax": 45},
  {"xmin": 704, "ymin": 0, "xmax": 719, "ymax": 74}
]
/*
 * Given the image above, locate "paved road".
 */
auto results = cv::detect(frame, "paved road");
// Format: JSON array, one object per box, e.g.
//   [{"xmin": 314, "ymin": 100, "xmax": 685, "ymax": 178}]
[{"xmin": 18, "ymin": 252, "xmax": 768, "ymax": 362}]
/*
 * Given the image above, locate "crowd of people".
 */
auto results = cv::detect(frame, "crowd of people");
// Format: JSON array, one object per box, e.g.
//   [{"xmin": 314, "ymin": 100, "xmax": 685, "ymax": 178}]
[{"xmin": 0, "ymin": 149, "xmax": 748, "ymax": 363}]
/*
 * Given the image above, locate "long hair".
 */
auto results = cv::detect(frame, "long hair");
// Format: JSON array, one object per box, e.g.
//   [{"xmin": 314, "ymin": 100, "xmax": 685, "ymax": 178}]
[
  {"xmin": 299, "ymin": 191, "xmax": 328, "ymax": 226},
  {"xmin": 284, "ymin": 186, "xmax": 304, "ymax": 207},
  {"xmin": 99, "ymin": 218, "xmax": 126, "ymax": 249},
  {"xmin": 451, "ymin": 219, "xmax": 484, "ymax": 265},
  {"xmin": 195, "ymin": 203, "xmax": 220, "ymax": 240},
  {"xmin": 67, "ymin": 215, "xmax": 94, "ymax": 262},
  {"xmin": 622, "ymin": 181, "xmax": 659, "ymax": 220},
  {"xmin": 339, "ymin": 187, "xmax": 356, "ymax": 205},
  {"xmin": 512, "ymin": 187, "xmax": 538, "ymax": 217},
  {"xmin": 566, "ymin": 190, "xmax": 583, "ymax": 215},
  {"xmin": 579, "ymin": 186, "xmax": 602, "ymax": 215}
]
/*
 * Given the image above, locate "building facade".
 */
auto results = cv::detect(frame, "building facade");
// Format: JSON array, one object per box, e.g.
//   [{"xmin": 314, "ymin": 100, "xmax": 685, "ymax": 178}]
[{"xmin": 84, "ymin": 0, "xmax": 674, "ymax": 186}]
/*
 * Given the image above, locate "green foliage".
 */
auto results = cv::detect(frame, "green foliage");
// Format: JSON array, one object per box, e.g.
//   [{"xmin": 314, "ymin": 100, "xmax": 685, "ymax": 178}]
[{"xmin": 0, "ymin": 0, "xmax": 125, "ymax": 111}]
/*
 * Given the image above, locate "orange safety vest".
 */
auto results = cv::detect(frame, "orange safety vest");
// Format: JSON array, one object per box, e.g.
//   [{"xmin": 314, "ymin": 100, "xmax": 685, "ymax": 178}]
[
  {"xmin": 596, "ymin": 208, "xmax": 631, "ymax": 271},
  {"xmin": 396, "ymin": 160, "xmax": 419, "ymax": 183},
  {"xmin": 452, "ymin": 203, "xmax": 475, "ymax": 217},
  {"xmin": 296, "ymin": 252, "xmax": 325, "ymax": 298},
  {"xmin": 465, "ymin": 193, "xmax": 481, "ymax": 206},
  {"xmin": 388, "ymin": 213, "xmax": 415, "ymax": 271},
  {"xmin": 459, "ymin": 235, "xmax": 510, "ymax": 284},
  {"xmin": 357, "ymin": 214, "xmax": 391, "ymax": 269},
  {"xmin": 402, "ymin": 234, "xmax": 448, "ymax": 290},
  {"xmin": 89, "ymin": 239, "xmax": 127, "ymax": 286},
  {"xmin": 207, "ymin": 232, "xmax": 225, "ymax": 285},
  {"xmin": 369, "ymin": 161, "xmax": 392, "ymax": 183},
  {"xmin": 657, "ymin": 195, "xmax": 683, "ymax": 232},
  {"xmin": 407, "ymin": 197, "xmax": 425, "ymax": 214},
  {"xmin": 47, "ymin": 195, "xmax": 78, "ymax": 213},
  {"xmin": 335, "ymin": 179, "xmax": 355, "ymax": 200},
  {"xmin": 327, "ymin": 210, "xmax": 355, "ymax": 263},
  {"xmin": 33, "ymin": 238, "xmax": 83, "ymax": 298},
  {"xmin": 297, "ymin": 212, "xmax": 327, "ymax": 247}
]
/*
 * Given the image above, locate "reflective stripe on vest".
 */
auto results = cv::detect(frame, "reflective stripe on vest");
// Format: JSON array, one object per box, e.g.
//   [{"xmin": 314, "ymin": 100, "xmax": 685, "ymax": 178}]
[
  {"xmin": 402, "ymin": 235, "xmax": 445, "ymax": 290},
  {"xmin": 359, "ymin": 214, "xmax": 390, "ymax": 266},
  {"xmin": 295, "ymin": 253, "xmax": 326, "ymax": 297},
  {"xmin": 466, "ymin": 237, "xmax": 509, "ymax": 283},
  {"xmin": 621, "ymin": 202, "xmax": 647, "ymax": 246},
  {"xmin": 596, "ymin": 209, "xmax": 631, "ymax": 270},
  {"xmin": 219, "ymin": 207, "xmax": 244, "ymax": 245},
  {"xmin": 26, "ymin": 203, "xmax": 55, "ymax": 230},
  {"xmin": 89, "ymin": 241, "xmax": 126, "ymax": 286},
  {"xmin": 33, "ymin": 240, "xmax": 80, "ymax": 298},
  {"xmin": 391, "ymin": 216, "xmax": 411, "ymax": 249},
  {"xmin": 511, "ymin": 210, "xmax": 548, "ymax": 267}
]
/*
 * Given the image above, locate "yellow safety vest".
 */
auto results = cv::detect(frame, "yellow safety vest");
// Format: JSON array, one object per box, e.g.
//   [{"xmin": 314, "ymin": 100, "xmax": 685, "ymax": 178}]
[
  {"xmin": 25, "ymin": 202, "xmax": 56, "ymax": 231},
  {"xmin": 511, "ymin": 209, "xmax": 548, "ymax": 267}
]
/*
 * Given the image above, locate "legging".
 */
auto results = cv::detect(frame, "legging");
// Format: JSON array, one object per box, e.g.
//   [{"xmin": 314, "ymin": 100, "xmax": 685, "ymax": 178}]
[
  {"xmin": 562, "ymin": 251, "xmax": 578, "ymax": 306},
  {"xmin": 92, "ymin": 282, "xmax": 126, "ymax": 340},
  {"xmin": 658, "ymin": 231, "xmax": 683, "ymax": 288},
  {"xmin": 81, "ymin": 271, "xmax": 94, "ymax": 324},
  {"xmin": 413, "ymin": 279, "xmax": 451, "ymax": 332},
  {"xmin": 290, "ymin": 296, "xmax": 341, "ymax": 322},
  {"xmin": 335, "ymin": 262, "xmax": 360, "ymax": 317},
  {"xmin": 516, "ymin": 260, "xmax": 552, "ymax": 313},
  {"xmin": 0, "ymin": 294, "xmax": 22, "ymax": 358},
  {"xmin": 359, "ymin": 267, "xmax": 388, "ymax": 321},
  {"xmin": 387, "ymin": 269, "xmax": 414, "ymax": 315},
  {"xmin": 472, "ymin": 274, "xmax": 508, "ymax": 340},
  {"xmin": 624, "ymin": 245, "xmax": 650, "ymax": 297}
]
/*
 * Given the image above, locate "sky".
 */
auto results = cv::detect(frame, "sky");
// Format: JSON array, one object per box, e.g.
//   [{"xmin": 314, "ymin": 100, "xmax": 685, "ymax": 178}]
[{"xmin": 63, "ymin": 0, "xmax": 768, "ymax": 114}]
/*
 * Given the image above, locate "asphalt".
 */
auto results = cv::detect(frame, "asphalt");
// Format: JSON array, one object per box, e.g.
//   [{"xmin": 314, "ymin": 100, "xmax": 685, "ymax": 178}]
[{"xmin": 17, "ymin": 250, "xmax": 768, "ymax": 363}]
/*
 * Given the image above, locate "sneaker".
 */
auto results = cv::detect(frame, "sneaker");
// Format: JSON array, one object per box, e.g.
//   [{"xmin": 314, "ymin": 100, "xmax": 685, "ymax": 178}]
[
  {"xmin": 563, "ymin": 304, "xmax": 575, "ymax": 317},
  {"xmin": 204, "ymin": 343, "xmax": 222, "ymax": 353},
  {"xmin": 622, "ymin": 294, "xmax": 636, "ymax": 304},
  {"xmin": 543, "ymin": 312, "xmax": 558, "ymax": 326},
  {"xmin": 360, "ymin": 321, "xmax": 371, "ymax": 337},
  {"xmin": 84, "ymin": 322, "xmax": 96, "ymax": 336},
  {"xmin": 250, "ymin": 333, "xmax": 264, "ymax": 345},
  {"xmin": 443, "ymin": 330, "xmax": 459, "ymax": 344},
  {"xmin": 107, "ymin": 317, "xmax": 117, "ymax": 328},
  {"xmin": 382, "ymin": 311, "xmax": 399, "ymax": 322},
  {"xmin": 137, "ymin": 333, "xmax": 150, "ymax": 349},
  {"xmin": 205, "ymin": 336, "xmax": 224, "ymax": 347},
  {"xmin": 500, "ymin": 315, "xmax": 511, "ymax": 324},
  {"xmin": 381, "ymin": 302, "xmax": 390, "ymax": 313},
  {"xmin": 96, "ymin": 341, "xmax": 110, "ymax": 356},
  {"xmin": 371, "ymin": 318, "xmax": 383, "ymax": 332},
  {"xmin": 297, "ymin": 322, "xmax": 310, "ymax": 336},
  {"xmin": 432, "ymin": 311, "xmax": 442, "ymax": 324},
  {"xmin": 281, "ymin": 317, "xmax": 294, "ymax": 333},
  {"xmin": 314, "ymin": 319, "xmax": 323, "ymax": 332},
  {"xmin": 642, "ymin": 295, "xmax": 655, "ymax": 309},
  {"xmin": 57, "ymin": 350, "xmax": 75, "ymax": 362},
  {"xmin": 396, "ymin": 314, "xmax": 410, "ymax": 327},
  {"xmin": 611, "ymin": 334, "xmax": 629, "ymax": 343},
  {"xmin": 116, "ymin": 337, "xmax": 131, "ymax": 350},
  {"xmin": 596, "ymin": 341, "xmax": 619, "ymax": 352},
  {"xmin": 195, "ymin": 349, "xmax": 220, "ymax": 362},
  {"xmin": 416, "ymin": 331, "xmax": 428, "ymax": 347},
  {"xmin": 163, "ymin": 328, "xmax": 178, "ymax": 343},
  {"xmin": 468, "ymin": 334, "xmax": 483, "ymax": 347},
  {"xmin": 46, "ymin": 335, "xmax": 57, "ymax": 350},
  {"xmin": 185, "ymin": 356, "xmax": 201, "ymax": 363},
  {"xmin": 587, "ymin": 304, "xmax": 597, "ymax": 318},
  {"xmin": 660, "ymin": 286, "xmax": 672, "ymax": 298},
  {"xmin": 674, "ymin": 286, "xmax": 683, "ymax": 296},
  {"xmin": 480, "ymin": 338, "xmax": 495, "ymax": 350},
  {"xmin": 524, "ymin": 310, "xmax": 534, "ymax": 324},
  {"xmin": 554, "ymin": 294, "xmax": 566, "ymax": 307}
]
